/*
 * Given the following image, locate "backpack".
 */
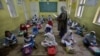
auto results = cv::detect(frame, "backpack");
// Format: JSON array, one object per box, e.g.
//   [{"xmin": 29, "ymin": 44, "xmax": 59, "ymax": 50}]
[{"xmin": 22, "ymin": 44, "xmax": 32, "ymax": 56}]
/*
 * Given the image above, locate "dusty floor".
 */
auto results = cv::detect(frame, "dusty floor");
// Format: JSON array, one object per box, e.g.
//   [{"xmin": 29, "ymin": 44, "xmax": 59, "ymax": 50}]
[{"xmin": 7, "ymin": 21, "xmax": 93, "ymax": 56}]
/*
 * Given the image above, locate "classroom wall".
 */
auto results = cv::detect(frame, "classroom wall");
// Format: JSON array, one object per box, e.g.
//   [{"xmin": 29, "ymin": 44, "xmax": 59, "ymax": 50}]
[
  {"xmin": 70, "ymin": 0, "xmax": 100, "ymax": 40},
  {"xmin": 0, "ymin": 0, "xmax": 26, "ymax": 38},
  {"xmin": 28, "ymin": 0, "xmax": 68, "ymax": 18},
  {"xmin": 0, "ymin": 0, "xmax": 68, "ymax": 38}
]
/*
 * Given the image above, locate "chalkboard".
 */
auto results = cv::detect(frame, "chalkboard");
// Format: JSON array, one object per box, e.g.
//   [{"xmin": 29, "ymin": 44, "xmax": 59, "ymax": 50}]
[{"xmin": 39, "ymin": 2, "xmax": 57, "ymax": 12}]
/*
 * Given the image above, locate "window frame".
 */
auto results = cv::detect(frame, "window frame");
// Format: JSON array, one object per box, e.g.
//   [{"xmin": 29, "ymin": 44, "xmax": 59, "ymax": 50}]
[
  {"xmin": 5, "ymin": 0, "xmax": 17, "ymax": 18},
  {"xmin": 75, "ymin": 0, "xmax": 86, "ymax": 18},
  {"xmin": 17, "ymin": 0, "xmax": 23, "ymax": 5},
  {"xmin": 93, "ymin": 7, "xmax": 100, "ymax": 25}
]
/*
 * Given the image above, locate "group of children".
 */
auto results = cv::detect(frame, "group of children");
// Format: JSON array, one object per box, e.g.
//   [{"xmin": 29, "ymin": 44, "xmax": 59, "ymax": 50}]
[
  {"xmin": 67, "ymin": 18, "xmax": 99, "ymax": 54},
  {"xmin": 68, "ymin": 19, "xmax": 87, "ymax": 37},
  {"xmin": 2, "ymin": 16, "xmax": 99, "ymax": 56},
  {"xmin": 2, "ymin": 15, "xmax": 57, "ymax": 56}
]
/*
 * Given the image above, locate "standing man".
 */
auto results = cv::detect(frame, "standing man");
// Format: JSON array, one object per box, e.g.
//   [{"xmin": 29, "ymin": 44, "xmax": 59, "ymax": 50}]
[{"xmin": 57, "ymin": 6, "xmax": 68, "ymax": 38}]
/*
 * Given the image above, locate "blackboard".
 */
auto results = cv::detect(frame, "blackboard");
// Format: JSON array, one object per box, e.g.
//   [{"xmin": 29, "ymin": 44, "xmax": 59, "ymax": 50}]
[{"xmin": 39, "ymin": 2, "xmax": 57, "ymax": 12}]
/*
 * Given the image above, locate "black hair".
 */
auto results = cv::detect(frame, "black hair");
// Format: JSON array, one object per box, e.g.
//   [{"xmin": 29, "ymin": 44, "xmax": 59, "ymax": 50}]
[
  {"xmin": 5, "ymin": 31, "xmax": 11, "ymax": 37},
  {"xmin": 90, "ymin": 32, "xmax": 95, "ymax": 35},
  {"xmin": 69, "ymin": 32, "xmax": 72, "ymax": 36},
  {"xmin": 23, "ymin": 32, "xmax": 28, "ymax": 37}
]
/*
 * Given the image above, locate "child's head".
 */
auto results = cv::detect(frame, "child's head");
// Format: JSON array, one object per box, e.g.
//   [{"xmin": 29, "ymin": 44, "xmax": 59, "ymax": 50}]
[
  {"xmin": 5, "ymin": 31, "xmax": 11, "ymax": 37},
  {"xmin": 34, "ymin": 14, "xmax": 36, "ymax": 16},
  {"xmin": 90, "ymin": 31, "xmax": 96, "ymax": 36},
  {"xmin": 20, "ymin": 24, "xmax": 25, "ymax": 27},
  {"xmin": 65, "ymin": 39, "xmax": 70, "ymax": 42},
  {"xmin": 67, "ymin": 30, "xmax": 73, "ymax": 36},
  {"xmin": 24, "ymin": 32, "xmax": 29, "ymax": 39}
]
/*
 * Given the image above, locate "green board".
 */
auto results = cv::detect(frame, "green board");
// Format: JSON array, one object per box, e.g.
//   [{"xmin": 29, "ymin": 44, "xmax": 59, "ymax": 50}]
[{"xmin": 39, "ymin": 2, "xmax": 57, "ymax": 12}]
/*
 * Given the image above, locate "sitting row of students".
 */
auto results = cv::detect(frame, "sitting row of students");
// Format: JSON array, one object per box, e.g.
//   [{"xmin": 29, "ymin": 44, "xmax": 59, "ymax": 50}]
[
  {"xmin": 3, "ymin": 29, "xmax": 97, "ymax": 49},
  {"xmin": 2, "ymin": 17, "xmax": 98, "ymax": 55},
  {"xmin": 2, "ymin": 18, "xmax": 53, "ymax": 47},
  {"xmin": 68, "ymin": 19, "xmax": 87, "ymax": 37},
  {"xmin": 68, "ymin": 19, "xmax": 98, "ymax": 46},
  {"xmin": 32, "ymin": 14, "xmax": 53, "ymax": 24},
  {"xmin": 3, "ymin": 30, "xmax": 38, "ymax": 56},
  {"xmin": 41, "ymin": 19, "xmax": 56, "ymax": 47}
]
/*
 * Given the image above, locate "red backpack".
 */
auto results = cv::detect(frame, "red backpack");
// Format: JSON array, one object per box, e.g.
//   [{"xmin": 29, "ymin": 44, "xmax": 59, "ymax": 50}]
[{"xmin": 48, "ymin": 46, "xmax": 57, "ymax": 56}]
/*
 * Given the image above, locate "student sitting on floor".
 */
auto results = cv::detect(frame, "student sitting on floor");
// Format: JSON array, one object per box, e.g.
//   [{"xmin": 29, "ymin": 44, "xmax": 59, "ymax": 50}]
[
  {"xmin": 32, "ymin": 24, "xmax": 39, "ymax": 38},
  {"xmin": 61, "ymin": 30, "xmax": 75, "ymax": 52},
  {"xmin": 25, "ymin": 20, "xmax": 32, "ymax": 28},
  {"xmin": 68, "ymin": 19, "xmax": 72, "ymax": 26},
  {"xmin": 23, "ymin": 32, "xmax": 37, "ymax": 49},
  {"xmin": 19, "ymin": 24, "xmax": 28, "ymax": 36},
  {"xmin": 61, "ymin": 30, "xmax": 76, "ymax": 46},
  {"xmin": 32, "ymin": 14, "xmax": 38, "ymax": 24},
  {"xmin": 41, "ymin": 32, "xmax": 57, "ymax": 48},
  {"xmin": 48, "ymin": 18, "xmax": 53, "ymax": 27},
  {"xmin": 37, "ymin": 21, "xmax": 42, "ymax": 29},
  {"xmin": 76, "ymin": 24, "xmax": 84, "ymax": 37},
  {"xmin": 81, "ymin": 25, "xmax": 87, "ymax": 32},
  {"xmin": 3, "ymin": 31, "xmax": 17, "ymax": 47},
  {"xmin": 83, "ymin": 31, "xmax": 97, "ymax": 47},
  {"xmin": 48, "ymin": 15, "xmax": 52, "ymax": 21},
  {"xmin": 45, "ymin": 23, "xmax": 53, "ymax": 33},
  {"xmin": 40, "ymin": 15, "xmax": 45, "ymax": 24},
  {"xmin": 70, "ymin": 21, "xmax": 78, "ymax": 30}
]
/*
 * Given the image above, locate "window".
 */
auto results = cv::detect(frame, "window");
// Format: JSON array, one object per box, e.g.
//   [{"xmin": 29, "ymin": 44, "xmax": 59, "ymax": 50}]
[
  {"xmin": 75, "ymin": 0, "xmax": 86, "ymax": 18},
  {"xmin": 67, "ymin": 0, "xmax": 72, "ymax": 15},
  {"xmin": 98, "ymin": 16, "xmax": 100, "ymax": 23},
  {"xmin": 0, "ymin": 0, "xmax": 3, "ymax": 9},
  {"xmin": 93, "ymin": 7, "xmax": 100, "ymax": 25},
  {"xmin": 5, "ymin": 0, "xmax": 17, "ymax": 18},
  {"xmin": 18, "ymin": 0, "xmax": 22, "ymax": 5}
]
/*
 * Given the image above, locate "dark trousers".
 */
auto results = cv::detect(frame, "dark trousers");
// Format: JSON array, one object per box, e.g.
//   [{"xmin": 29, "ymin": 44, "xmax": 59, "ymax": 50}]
[
  {"xmin": 83, "ymin": 39, "xmax": 90, "ymax": 47},
  {"xmin": 59, "ymin": 29, "xmax": 66, "ymax": 38}
]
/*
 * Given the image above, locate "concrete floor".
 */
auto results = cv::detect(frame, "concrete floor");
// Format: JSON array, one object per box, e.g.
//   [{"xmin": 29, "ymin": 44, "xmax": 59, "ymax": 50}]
[{"xmin": 7, "ymin": 21, "xmax": 93, "ymax": 56}]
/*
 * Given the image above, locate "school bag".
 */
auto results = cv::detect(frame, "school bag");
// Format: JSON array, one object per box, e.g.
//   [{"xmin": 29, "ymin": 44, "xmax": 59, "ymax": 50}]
[
  {"xmin": 89, "ymin": 46, "xmax": 100, "ymax": 56},
  {"xmin": 22, "ymin": 44, "xmax": 32, "ymax": 56},
  {"xmin": 47, "ymin": 46, "xmax": 57, "ymax": 56}
]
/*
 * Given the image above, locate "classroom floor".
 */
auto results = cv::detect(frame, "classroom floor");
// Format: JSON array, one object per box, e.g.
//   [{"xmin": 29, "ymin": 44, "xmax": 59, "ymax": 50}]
[{"xmin": 7, "ymin": 21, "xmax": 93, "ymax": 56}]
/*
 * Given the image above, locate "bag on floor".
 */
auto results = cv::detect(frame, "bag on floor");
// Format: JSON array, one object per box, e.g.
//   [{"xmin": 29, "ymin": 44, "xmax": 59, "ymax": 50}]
[
  {"xmin": 89, "ymin": 46, "xmax": 100, "ymax": 56},
  {"xmin": 66, "ymin": 46, "xmax": 75, "ymax": 54},
  {"xmin": 22, "ymin": 44, "xmax": 32, "ymax": 56},
  {"xmin": 18, "ymin": 31, "xmax": 24, "ymax": 36},
  {"xmin": 47, "ymin": 46, "xmax": 56, "ymax": 56}
]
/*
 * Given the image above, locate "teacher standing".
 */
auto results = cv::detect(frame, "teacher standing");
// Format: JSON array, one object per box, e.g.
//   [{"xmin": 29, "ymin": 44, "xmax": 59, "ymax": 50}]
[{"xmin": 57, "ymin": 6, "xmax": 68, "ymax": 38}]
